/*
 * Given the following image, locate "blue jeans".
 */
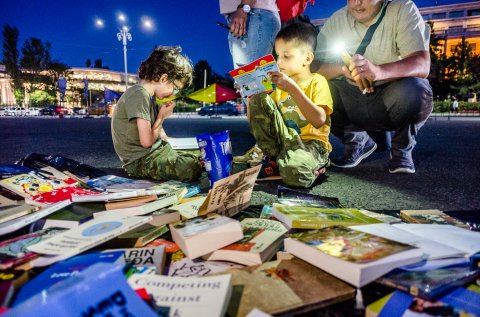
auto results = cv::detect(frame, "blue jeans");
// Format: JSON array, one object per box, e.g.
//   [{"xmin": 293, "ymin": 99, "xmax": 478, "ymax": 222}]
[
  {"xmin": 227, "ymin": 9, "xmax": 281, "ymax": 68},
  {"xmin": 329, "ymin": 78, "xmax": 433, "ymax": 162}
]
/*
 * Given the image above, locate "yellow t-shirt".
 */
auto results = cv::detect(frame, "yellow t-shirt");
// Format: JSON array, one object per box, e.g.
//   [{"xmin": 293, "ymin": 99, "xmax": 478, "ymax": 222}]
[{"xmin": 271, "ymin": 73, "xmax": 333, "ymax": 152}]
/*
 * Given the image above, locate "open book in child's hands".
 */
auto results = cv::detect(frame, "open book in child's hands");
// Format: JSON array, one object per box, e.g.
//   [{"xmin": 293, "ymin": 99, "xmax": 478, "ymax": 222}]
[{"xmin": 229, "ymin": 54, "xmax": 279, "ymax": 98}]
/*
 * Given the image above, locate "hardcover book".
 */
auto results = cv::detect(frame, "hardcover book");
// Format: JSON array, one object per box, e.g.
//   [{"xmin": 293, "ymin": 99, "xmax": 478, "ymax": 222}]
[
  {"xmin": 27, "ymin": 214, "xmax": 151, "ymax": 258},
  {"xmin": 0, "ymin": 227, "xmax": 65, "ymax": 269},
  {"xmin": 284, "ymin": 226, "xmax": 423, "ymax": 287},
  {"xmin": 203, "ymin": 218, "xmax": 287, "ymax": 266},
  {"xmin": 272, "ymin": 203, "xmax": 382, "ymax": 230},
  {"xmin": 13, "ymin": 251, "xmax": 125, "ymax": 305},
  {"xmin": 400, "ymin": 209, "xmax": 470, "ymax": 229},
  {"xmin": 169, "ymin": 214, "xmax": 244, "ymax": 259},
  {"xmin": 128, "ymin": 273, "xmax": 232, "ymax": 317},
  {"xmin": 8, "ymin": 263, "xmax": 157, "ymax": 317},
  {"xmin": 376, "ymin": 264, "xmax": 480, "ymax": 301}
]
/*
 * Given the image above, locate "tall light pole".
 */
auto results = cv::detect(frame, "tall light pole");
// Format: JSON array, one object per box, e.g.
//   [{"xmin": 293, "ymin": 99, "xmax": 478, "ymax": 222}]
[{"xmin": 117, "ymin": 26, "xmax": 132, "ymax": 90}]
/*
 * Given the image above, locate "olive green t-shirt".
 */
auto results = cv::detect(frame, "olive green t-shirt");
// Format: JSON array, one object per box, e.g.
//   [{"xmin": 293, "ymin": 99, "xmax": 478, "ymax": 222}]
[
  {"xmin": 315, "ymin": 0, "xmax": 430, "ymax": 85},
  {"xmin": 111, "ymin": 84, "xmax": 162, "ymax": 166}
]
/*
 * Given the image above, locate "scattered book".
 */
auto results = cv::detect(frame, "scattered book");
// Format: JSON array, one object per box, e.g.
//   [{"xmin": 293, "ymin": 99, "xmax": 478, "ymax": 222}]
[
  {"xmin": 29, "ymin": 186, "xmax": 99, "ymax": 205},
  {"xmin": 0, "ymin": 281, "xmax": 14, "ymax": 311},
  {"xmin": 27, "ymin": 214, "xmax": 151, "ymax": 259},
  {"xmin": 106, "ymin": 223, "xmax": 169, "ymax": 248},
  {"xmin": 42, "ymin": 201, "xmax": 106, "ymax": 229},
  {"xmin": 357, "ymin": 209, "xmax": 402, "ymax": 224},
  {"xmin": 169, "ymin": 214, "xmax": 244, "ymax": 259},
  {"xmin": 8, "ymin": 263, "xmax": 158, "ymax": 317},
  {"xmin": 128, "ymin": 273, "xmax": 232, "ymax": 317},
  {"xmin": 13, "ymin": 250, "xmax": 125, "ymax": 305},
  {"xmin": 400, "ymin": 209, "xmax": 470, "ymax": 229},
  {"xmin": 71, "ymin": 188, "xmax": 168, "ymax": 203},
  {"xmin": 105, "ymin": 194, "xmax": 158, "ymax": 210},
  {"xmin": 93, "ymin": 192, "xmax": 178, "ymax": 218},
  {"xmin": 203, "ymin": 218, "xmax": 287, "ymax": 266},
  {"xmin": 272, "ymin": 203, "xmax": 382, "ymax": 230},
  {"xmin": 168, "ymin": 256, "xmax": 242, "ymax": 277},
  {"xmin": 105, "ymin": 179, "xmax": 160, "ymax": 193},
  {"xmin": 229, "ymin": 54, "xmax": 279, "ymax": 98},
  {"xmin": 149, "ymin": 179, "xmax": 201, "ymax": 199},
  {"xmin": 168, "ymin": 196, "xmax": 207, "ymax": 219},
  {"xmin": 198, "ymin": 165, "xmax": 261, "ymax": 217},
  {"xmin": 284, "ymin": 226, "xmax": 423, "ymax": 287},
  {"xmin": 148, "ymin": 208, "xmax": 181, "ymax": 227},
  {"xmin": 107, "ymin": 246, "xmax": 166, "ymax": 273},
  {"xmin": 0, "ymin": 227, "xmax": 65, "ymax": 270},
  {"xmin": 376, "ymin": 264, "xmax": 480, "ymax": 301},
  {"xmin": 0, "ymin": 200, "xmax": 71, "ymax": 236},
  {"xmin": 0, "ymin": 186, "xmax": 25, "ymax": 206},
  {"xmin": 277, "ymin": 186, "xmax": 343, "ymax": 208},
  {"xmin": 85, "ymin": 174, "xmax": 135, "ymax": 191},
  {"xmin": 167, "ymin": 137, "xmax": 200, "ymax": 150},
  {"xmin": 0, "ymin": 204, "xmax": 38, "ymax": 224}
]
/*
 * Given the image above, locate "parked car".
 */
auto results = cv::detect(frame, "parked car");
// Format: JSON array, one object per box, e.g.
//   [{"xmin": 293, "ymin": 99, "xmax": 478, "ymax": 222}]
[
  {"xmin": 0, "ymin": 108, "xmax": 5, "ymax": 116},
  {"xmin": 198, "ymin": 103, "xmax": 244, "ymax": 116},
  {"xmin": 4, "ymin": 107, "xmax": 26, "ymax": 116},
  {"xmin": 39, "ymin": 105, "xmax": 68, "ymax": 116},
  {"xmin": 73, "ymin": 107, "xmax": 87, "ymax": 115},
  {"xmin": 26, "ymin": 107, "xmax": 40, "ymax": 116}
]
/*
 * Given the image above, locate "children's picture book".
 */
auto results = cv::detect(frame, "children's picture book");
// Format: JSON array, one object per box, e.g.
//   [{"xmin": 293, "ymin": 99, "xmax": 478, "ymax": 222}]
[
  {"xmin": 376, "ymin": 264, "xmax": 480, "ymax": 301},
  {"xmin": 229, "ymin": 54, "xmax": 279, "ymax": 98},
  {"xmin": 169, "ymin": 214, "xmax": 244, "ymax": 259},
  {"xmin": 13, "ymin": 251, "xmax": 125, "ymax": 305},
  {"xmin": 128, "ymin": 273, "xmax": 232, "ymax": 317},
  {"xmin": 198, "ymin": 165, "xmax": 261, "ymax": 217},
  {"xmin": 277, "ymin": 186, "xmax": 343, "ymax": 208},
  {"xmin": 30, "ymin": 186, "xmax": 99, "ymax": 205},
  {"xmin": 0, "ymin": 227, "xmax": 65, "ymax": 269},
  {"xmin": 203, "ymin": 218, "xmax": 287, "ymax": 266},
  {"xmin": 0, "ymin": 200, "xmax": 71, "ymax": 236},
  {"xmin": 285, "ymin": 226, "xmax": 423, "ymax": 287},
  {"xmin": 400, "ymin": 209, "xmax": 470, "ymax": 229},
  {"xmin": 168, "ymin": 137, "xmax": 200, "ymax": 150},
  {"xmin": 27, "ymin": 214, "xmax": 151, "ymax": 258},
  {"xmin": 272, "ymin": 203, "xmax": 382, "ymax": 230},
  {"xmin": 8, "ymin": 263, "xmax": 157, "ymax": 317}
]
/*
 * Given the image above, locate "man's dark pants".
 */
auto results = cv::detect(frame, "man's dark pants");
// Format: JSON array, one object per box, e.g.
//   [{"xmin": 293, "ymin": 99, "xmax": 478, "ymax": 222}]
[{"xmin": 328, "ymin": 78, "xmax": 433, "ymax": 165}]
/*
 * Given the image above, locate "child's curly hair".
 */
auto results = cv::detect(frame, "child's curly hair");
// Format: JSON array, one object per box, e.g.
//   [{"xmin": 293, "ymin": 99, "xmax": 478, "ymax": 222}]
[{"xmin": 138, "ymin": 46, "xmax": 193, "ymax": 87}]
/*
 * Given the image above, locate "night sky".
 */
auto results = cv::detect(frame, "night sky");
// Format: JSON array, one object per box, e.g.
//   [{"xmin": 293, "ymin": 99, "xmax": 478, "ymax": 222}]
[{"xmin": 0, "ymin": 0, "xmax": 471, "ymax": 77}]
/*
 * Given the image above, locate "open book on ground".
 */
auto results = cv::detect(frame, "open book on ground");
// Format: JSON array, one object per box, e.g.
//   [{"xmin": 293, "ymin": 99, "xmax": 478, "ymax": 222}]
[
  {"xmin": 229, "ymin": 54, "xmax": 279, "ymax": 98},
  {"xmin": 203, "ymin": 218, "xmax": 287, "ymax": 266},
  {"xmin": 284, "ymin": 226, "xmax": 423, "ymax": 287}
]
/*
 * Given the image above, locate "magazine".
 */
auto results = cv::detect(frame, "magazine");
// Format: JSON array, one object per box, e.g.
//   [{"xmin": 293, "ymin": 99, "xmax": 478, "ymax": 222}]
[{"xmin": 229, "ymin": 54, "xmax": 279, "ymax": 98}]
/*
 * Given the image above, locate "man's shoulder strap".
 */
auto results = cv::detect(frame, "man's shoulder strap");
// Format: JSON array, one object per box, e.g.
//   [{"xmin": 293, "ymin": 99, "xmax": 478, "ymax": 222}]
[{"xmin": 355, "ymin": 0, "xmax": 392, "ymax": 56}]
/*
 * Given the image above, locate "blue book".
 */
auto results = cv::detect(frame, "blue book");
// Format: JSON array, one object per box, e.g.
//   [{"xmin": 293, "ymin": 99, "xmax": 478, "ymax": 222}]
[
  {"xmin": 5, "ymin": 263, "xmax": 157, "ymax": 317},
  {"xmin": 13, "ymin": 250, "xmax": 125, "ymax": 305}
]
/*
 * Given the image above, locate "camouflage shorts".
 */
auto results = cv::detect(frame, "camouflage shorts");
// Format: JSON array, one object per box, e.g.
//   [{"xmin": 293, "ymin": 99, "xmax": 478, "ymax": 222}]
[
  {"xmin": 125, "ymin": 142, "xmax": 202, "ymax": 182},
  {"xmin": 249, "ymin": 93, "xmax": 329, "ymax": 188}
]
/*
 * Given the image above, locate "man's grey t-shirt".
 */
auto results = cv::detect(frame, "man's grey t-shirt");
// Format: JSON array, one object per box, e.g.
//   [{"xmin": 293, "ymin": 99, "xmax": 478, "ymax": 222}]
[{"xmin": 111, "ymin": 84, "xmax": 162, "ymax": 166}]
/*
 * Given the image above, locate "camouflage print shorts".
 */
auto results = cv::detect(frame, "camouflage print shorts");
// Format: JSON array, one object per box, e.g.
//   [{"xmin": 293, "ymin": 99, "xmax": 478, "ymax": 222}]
[
  {"xmin": 249, "ymin": 93, "xmax": 329, "ymax": 188},
  {"xmin": 125, "ymin": 142, "xmax": 202, "ymax": 182}
]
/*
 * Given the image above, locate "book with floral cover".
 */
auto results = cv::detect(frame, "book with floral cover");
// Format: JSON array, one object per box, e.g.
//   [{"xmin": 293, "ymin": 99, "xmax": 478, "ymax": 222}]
[{"xmin": 284, "ymin": 226, "xmax": 423, "ymax": 287}]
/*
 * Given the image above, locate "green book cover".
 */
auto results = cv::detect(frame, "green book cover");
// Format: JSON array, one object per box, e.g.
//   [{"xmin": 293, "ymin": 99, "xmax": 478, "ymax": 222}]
[
  {"xmin": 46, "ymin": 202, "xmax": 105, "ymax": 223},
  {"xmin": 272, "ymin": 204, "xmax": 382, "ymax": 229}
]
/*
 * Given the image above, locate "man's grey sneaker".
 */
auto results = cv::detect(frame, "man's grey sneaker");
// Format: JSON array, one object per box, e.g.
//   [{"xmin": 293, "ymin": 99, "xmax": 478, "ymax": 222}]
[
  {"xmin": 331, "ymin": 138, "xmax": 377, "ymax": 168},
  {"xmin": 233, "ymin": 145, "xmax": 263, "ymax": 166},
  {"xmin": 388, "ymin": 156, "xmax": 415, "ymax": 174}
]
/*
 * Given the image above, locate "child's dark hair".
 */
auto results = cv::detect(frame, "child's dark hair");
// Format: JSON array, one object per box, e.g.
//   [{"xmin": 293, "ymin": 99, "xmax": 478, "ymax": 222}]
[
  {"xmin": 138, "ymin": 46, "xmax": 193, "ymax": 87},
  {"xmin": 275, "ymin": 22, "xmax": 318, "ymax": 52}
]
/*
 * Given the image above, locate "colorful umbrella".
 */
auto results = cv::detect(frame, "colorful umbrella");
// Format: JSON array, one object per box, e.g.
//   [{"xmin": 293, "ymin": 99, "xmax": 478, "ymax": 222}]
[{"xmin": 187, "ymin": 83, "xmax": 239, "ymax": 103}]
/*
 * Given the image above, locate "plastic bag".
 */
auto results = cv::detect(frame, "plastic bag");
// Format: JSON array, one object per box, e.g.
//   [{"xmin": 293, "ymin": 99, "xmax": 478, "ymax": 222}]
[{"xmin": 196, "ymin": 131, "xmax": 232, "ymax": 187}]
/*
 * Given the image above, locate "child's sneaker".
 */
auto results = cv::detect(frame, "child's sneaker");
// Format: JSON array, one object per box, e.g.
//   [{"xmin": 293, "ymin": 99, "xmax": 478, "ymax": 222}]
[
  {"xmin": 258, "ymin": 156, "xmax": 280, "ymax": 179},
  {"xmin": 233, "ymin": 145, "xmax": 263, "ymax": 166}
]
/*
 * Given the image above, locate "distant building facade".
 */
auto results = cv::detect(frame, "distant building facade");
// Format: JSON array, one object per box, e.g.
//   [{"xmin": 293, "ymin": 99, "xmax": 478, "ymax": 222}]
[{"xmin": 311, "ymin": 1, "xmax": 480, "ymax": 56}]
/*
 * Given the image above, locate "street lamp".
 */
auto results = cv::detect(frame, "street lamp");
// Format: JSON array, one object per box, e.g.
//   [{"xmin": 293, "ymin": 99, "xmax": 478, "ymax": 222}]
[
  {"xmin": 117, "ymin": 26, "xmax": 132, "ymax": 90},
  {"xmin": 95, "ymin": 14, "xmax": 153, "ymax": 91}
]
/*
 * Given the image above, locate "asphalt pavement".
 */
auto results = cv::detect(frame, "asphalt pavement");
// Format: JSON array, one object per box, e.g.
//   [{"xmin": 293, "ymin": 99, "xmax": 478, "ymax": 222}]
[{"xmin": 0, "ymin": 114, "xmax": 479, "ymax": 212}]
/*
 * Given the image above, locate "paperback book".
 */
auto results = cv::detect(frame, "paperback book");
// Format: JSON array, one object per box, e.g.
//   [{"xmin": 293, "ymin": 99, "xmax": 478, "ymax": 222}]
[
  {"xmin": 284, "ymin": 226, "xmax": 423, "ymax": 287},
  {"xmin": 203, "ymin": 218, "xmax": 287, "ymax": 266},
  {"xmin": 0, "ymin": 204, "xmax": 38, "ymax": 224},
  {"xmin": 42, "ymin": 201, "xmax": 106, "ymax": 229},
  {"xmin": 277, "ymin": 186, "xmax": 343, "ymax": 208},
  {"xmin": 400, "ymin": 209, "xmax": 470, "ymax": 229},
  {"xmin": 229, "ymin": 54, "xmax": 279, "ymax": 98},
  {"xmin": 272, "ymin": 203, "xmax": 382, "ymax": 230},
  {"xmin": 149, "ymin": 179, "xmax": 201, "ymax": 199},
  {"xmin": 169, "ymin": 214, "xmax": 244, "ymax": 259},
  {"xmin": 104, "ymin": 194, "xmax": 157, "ymax": 209},
  {"xmin": 85, "ymin": 174, "xmax": 135, "ymax": 191},
  {"xmin": 107, "ymin": 223, "xmax": 169, "ymax": 248}
]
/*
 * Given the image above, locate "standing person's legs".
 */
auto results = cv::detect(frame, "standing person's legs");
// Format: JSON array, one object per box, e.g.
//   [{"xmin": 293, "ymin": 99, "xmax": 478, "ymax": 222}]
[{"xmin": 329, "ymin": 78, "xmax": 432, "ymax": 172}]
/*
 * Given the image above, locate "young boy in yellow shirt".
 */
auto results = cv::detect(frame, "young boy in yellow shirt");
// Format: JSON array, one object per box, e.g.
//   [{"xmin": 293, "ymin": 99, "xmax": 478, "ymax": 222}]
[{"xmin": 249, "ymin": 22, "xmax": 333, "ymax": 187}]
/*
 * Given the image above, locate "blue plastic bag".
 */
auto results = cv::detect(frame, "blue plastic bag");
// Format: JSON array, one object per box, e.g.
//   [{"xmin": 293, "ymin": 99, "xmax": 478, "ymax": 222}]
[{"xmin": 196, "ymin": 131, "xmax": 232, "ymax": 187}]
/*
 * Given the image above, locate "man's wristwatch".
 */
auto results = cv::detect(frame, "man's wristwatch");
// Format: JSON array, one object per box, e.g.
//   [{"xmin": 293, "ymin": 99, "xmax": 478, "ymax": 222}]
[{"xmin": 237, "ymin": 3, "xmax": 251, "ymax": 14}]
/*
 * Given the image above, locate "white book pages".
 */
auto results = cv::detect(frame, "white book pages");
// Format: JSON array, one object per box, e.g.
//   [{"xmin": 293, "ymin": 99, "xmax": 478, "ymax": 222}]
[{"xmin": 167, "ymin": 137, "xmax": 199, "ymax": 150}]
